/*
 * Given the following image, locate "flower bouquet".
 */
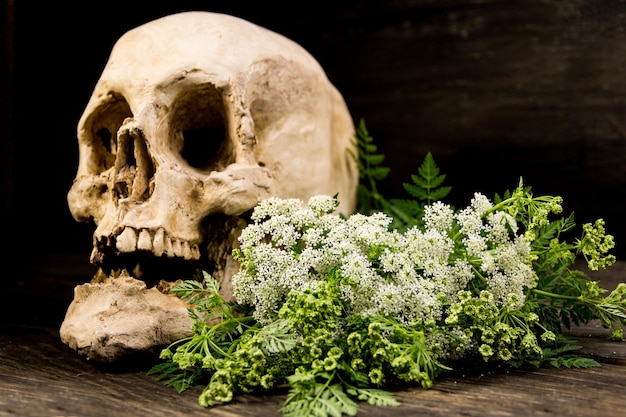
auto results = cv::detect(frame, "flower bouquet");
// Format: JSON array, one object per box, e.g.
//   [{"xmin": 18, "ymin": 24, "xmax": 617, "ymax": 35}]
[{"xmin": 149, "ymin": 120, "xmax": 625, "ymax": 417}]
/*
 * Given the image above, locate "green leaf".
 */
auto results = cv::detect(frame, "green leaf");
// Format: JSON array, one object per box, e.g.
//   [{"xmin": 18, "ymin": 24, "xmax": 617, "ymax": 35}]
[
  {"xmin": 411, "ymin": 152, "xmax": 451, "ymax": 205},
  {"xmin": 429, "ymin": 186, "xmax": 453, "ymax": 201},
  {"xmin": 388, "ymin": 198, "xmax": 423, "ymax": 216},
  {"xmin": 350, "ymin": 119, "xmax": 392, "ymax": 216},
  {"xmin": 402, "ymin": 182, "xmax": 428, "ymax": 200},
  {"xmin": 147, "ymin": 361, "xmax": 201, "ymax": 393},
  {"xmin": 549, "ymin": 356, "xmax": 601, "ymax": 369},
  {"xmin": 328, "ymin": 384, "xmax": 359, "ymax": 416},
  {"xmin": 170, "ymin": 279, "xmax": 206, "ymax": 304},
  {"xmin": 417, "ymin": 153, "xmax": 439, "ymax": 178},
  {"xmin": 256, "ymin": 318, "xmax": 298, "ymax": 354},
  {"xmin": 280, "ymin": 393, "xmax": 345, "ymax": 417},
  {"xmin": 352, "ymin": 388, "xmax": 400, "ymax": 407},
  {"xmin": 364, "ymin": 154, "xmax": 385, "ymax": 165},
  {"xmin": 524, "ymin": 336, "xmax": 602, "ymax": 370},
  {"xmin": 369, "ymin": 166, "xmax": 391, "ymax": 181}
]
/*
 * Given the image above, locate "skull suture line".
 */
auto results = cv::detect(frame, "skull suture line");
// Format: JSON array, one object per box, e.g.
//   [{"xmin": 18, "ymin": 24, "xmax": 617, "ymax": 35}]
[{"xmin": 60, "ymin": 11, "xmax": 358, "ymax": 362}]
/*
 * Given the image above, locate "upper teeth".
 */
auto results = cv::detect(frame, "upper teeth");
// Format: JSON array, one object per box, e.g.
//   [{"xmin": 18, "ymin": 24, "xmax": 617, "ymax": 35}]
[{"xmin": 103, "ymin": 226, "xmax": 200, "ymax": 260}]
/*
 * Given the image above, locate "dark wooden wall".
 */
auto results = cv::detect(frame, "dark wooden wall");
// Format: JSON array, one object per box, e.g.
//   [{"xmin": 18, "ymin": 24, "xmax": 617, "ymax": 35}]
[{"xmin": 3, "ymin": 0, "xmax": 626, "ymax": 270}]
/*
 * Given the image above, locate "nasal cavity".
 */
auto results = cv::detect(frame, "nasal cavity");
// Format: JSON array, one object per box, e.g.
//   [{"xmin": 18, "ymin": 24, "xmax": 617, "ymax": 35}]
[
  {"xmin": 114, "ymin": 123, "xmax": 154, "ymax": 201},
  {"xmin": 131, "ymin": 135, "xmax": 154, "ymax": 200}
]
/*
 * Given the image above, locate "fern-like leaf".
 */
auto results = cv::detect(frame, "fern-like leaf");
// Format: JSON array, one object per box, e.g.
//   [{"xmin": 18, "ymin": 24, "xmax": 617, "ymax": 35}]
[
  {"xmin": 147, "ymin": 361, "xmax": 203, "ymax": 393},
  {"xmin": 548, "ymin": 355, "xmax": 601, "ymax": 369},
  {"xmin": 327, "ymin": 384, "xmax": 359, "ymax": 416},
  {"xmin": 542, "ymin": 339, "xmax": 600, "ymax": 368},
  {"xmin": 256, "ymin": 318, "xmax": 298, "ymax": 354},
  {"xmin": 347, "ymin": 387, "xmax": 400, "ymax": 407},
  {"xmin": 170, "ymin": 279, "xmax": 207, "ymax": 305},
  {"xmin": 518, "ymin": 335, "xmax": 601, "ymax": 369},
  {"xmin": 280, "ymin": 390, "xmax": 346, "ymax": 417},
  {"xmin": 386, "ymin": 152, "xmax": 451, "ymax": 231},
  {"xmin": 369, "ymin": 166, "xmax": 391, "ymax": 181},
  {"xmin": 403, "ymin": 152, "xmax": 451, "ymax": 205},
  {"xmin": 349, "ymin": 119, "xmax": 392, "ymax": 216}
]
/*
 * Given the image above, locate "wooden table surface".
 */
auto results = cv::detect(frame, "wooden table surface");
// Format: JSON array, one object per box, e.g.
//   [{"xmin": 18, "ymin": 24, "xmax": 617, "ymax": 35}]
[{"xmin": 1, "ymin": 252, "xmax": 625, "ymax": 417}]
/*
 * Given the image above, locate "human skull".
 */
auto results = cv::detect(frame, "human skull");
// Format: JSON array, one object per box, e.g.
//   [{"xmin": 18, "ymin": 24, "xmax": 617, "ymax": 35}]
[{"xmin": 60, "ymin": 11, "xmax": 358, "ymax": 361}]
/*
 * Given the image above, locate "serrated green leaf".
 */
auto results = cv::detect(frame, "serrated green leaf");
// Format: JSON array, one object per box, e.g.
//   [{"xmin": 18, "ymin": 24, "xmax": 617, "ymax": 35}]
[
  {"xmin": 286, "ymin": 372, "xmax": 316, "ymax": 386},
  {"xmin": 389, "ymin": 198, "xmax": 423, "ymax": 215},
  {"xmin": 257, "ymin": 318, "xmax": 297, "ymax": 354},
  {"xmin": 418, "ymin": 152, "xmax": 440, "ymax": 178},
  {"xmin": 353, "ymin": 388, "xmax": 400, "ymax": 407},
  {"xmin": 429, "ymin": 185, "xmax": 452, "ymax": 201},
  {"xmin": 328, "ymin": 384, "xmax": 359, "ymax": 416},
  {"xmin": 364, "ymin": 154, "xmax": 385, "ymax": 165},
  {"xmin": 397, "ymin": 152, "xmax": 451, "ymax": 206},
  {"xmin": 147, "ymin": 361, "xmax": 177, "ymax": 379},
  {"xmin": 363, "ymin": 143, "xmax": 379, "ymax": 153},
  {"xmin": 370, "ymin": 166, "xmax": 391, "ymax": 180},
  {"xmin": 148, "ymin": 361, "xmax": 200, "ymax": 393},
  {"xmin": 427, "ymin": 174, "xmax": 447, "ymax": 188},
  {"xmin": 280, "ymin": 395, "xmax": 344, "ymax": 417},
  {"xmin": 280, "ymin": 398, "xmax": 313, "ymax": 417},
  {"xmin": 402, "ymin": 182, "xmax": 428, "ymax": 199},
  {"xmin": 409, "ymin": 174, "xmax": 429, "ymax": 189},
  {"xmin": 549, "ymin": 356, "xmax": 601, "ymax": 369},
  {"xmin": 170, "ymin": 279, "xmax": 206, "ymax": 303}
]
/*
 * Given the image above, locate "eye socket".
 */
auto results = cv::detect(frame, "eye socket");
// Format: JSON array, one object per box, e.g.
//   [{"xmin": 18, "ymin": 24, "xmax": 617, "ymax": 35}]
[
  {"xmin": 181, "ymin": 126, "xmax": 227, "ymax": 169},
  {"xmin": 171, "ymin": 83, "xmax": 234, "ymax": 172},
  {"xmin": 82, "ymin": 97, "xmax": 132, "ymax": 174},
  {"xmin": 96, "ymin": 127, "xmax": 113, "ymax": 154}
]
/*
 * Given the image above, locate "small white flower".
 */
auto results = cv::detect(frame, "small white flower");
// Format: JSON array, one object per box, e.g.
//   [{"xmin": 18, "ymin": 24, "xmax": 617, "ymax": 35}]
[
  {"xmin": 233, "ymin": 193, "xmax": 538, "ymax": 331},
  {"xmin": 462, "ymin": 233, "xmax": 487, "ymax": 257},
  {"xmin": 308, "ymin": 194, "xmax": 339, "ymax": 215},
  {"xmin": 486, "ymin": 211, "xmax": 518, "ymax": 244},
  {"xmin": 470, "ymin": 192, "xmax": 493, "ymax": 214},
  {"xmin": 424, "ymin": 201, "xmax": 455, "ymax": 232},
  {"xmin": 404, "ymin": 228, "xmax": 454, "ymax": 275},
  {"xmin": 456, "ymin": 207, "xmax": 484, "ymax": 238}
]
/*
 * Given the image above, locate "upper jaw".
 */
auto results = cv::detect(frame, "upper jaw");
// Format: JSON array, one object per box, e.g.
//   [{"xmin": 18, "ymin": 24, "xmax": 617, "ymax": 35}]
[{"xmin": 90, "ymin": 225, "xmax": 205, "ymax": 289}]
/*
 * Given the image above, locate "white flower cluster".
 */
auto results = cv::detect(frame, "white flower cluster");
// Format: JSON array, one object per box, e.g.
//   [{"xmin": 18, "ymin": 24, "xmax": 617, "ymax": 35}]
[{"xmin": 232, "ymin": 194, "xmax": 536, "ymax": 325}]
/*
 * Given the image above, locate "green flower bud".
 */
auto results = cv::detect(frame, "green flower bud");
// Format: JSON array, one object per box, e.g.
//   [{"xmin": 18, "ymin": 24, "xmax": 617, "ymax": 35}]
[
  {"xmin": 479, "ymin": 344, "xmax": 494, "ymax": 359},
  {"xmin": 611, "ymin": 327, "xmax": 624, "ymax": 342},
  {"xmin": 323, "ymin": 357, "xmax": 338, "ymax": 371},
  {"xmin": 368, "ymin": 367, "xmax": 385, "ymax": 385}
]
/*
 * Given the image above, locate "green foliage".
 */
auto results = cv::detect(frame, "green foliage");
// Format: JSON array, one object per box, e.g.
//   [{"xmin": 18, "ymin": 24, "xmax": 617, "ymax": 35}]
[
  {"xmin": 148, "ymin": 272, "xmax": 259, "ymax": 398},
  {"xmin": 493, "ymin": 180, "xmax": 624, "ymax": 340},
  {"xmin": 147, "ymin": 360, "xmax": 205, "ymax": 393},
  {"xmin": 256, "ymin": 319, "xmax": 298, "ymax": 354},
  {"xmin": 151, "ymin": 273, "xmax": 404, "ymax": 417}
]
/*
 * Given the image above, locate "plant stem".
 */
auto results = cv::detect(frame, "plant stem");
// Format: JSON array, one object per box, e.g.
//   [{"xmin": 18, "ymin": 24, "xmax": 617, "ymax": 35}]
[{"xmin": 531, "ymin": 288, "xmax": 583, "ymax": 302}]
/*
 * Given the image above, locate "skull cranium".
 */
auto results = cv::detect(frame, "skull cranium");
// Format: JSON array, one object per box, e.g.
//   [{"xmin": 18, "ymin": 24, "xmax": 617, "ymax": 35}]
[{"xmin": 60, "ymin": 11, "xmax": 358, "ymax": 361}]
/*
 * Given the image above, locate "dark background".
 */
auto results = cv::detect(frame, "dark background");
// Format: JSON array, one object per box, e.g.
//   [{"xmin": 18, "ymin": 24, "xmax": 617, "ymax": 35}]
[{"xmin": 2, "ymin": 0, "xmax": 626, "ymax": 277}]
